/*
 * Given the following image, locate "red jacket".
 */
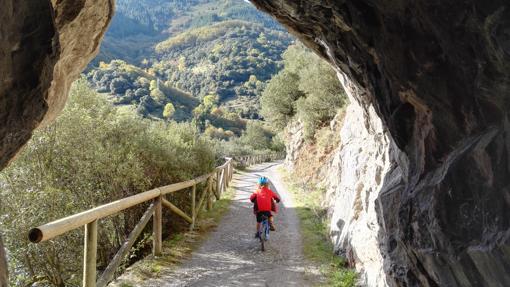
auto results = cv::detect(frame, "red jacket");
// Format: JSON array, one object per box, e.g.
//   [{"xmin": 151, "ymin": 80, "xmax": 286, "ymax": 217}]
[{"xmin": 250, "ymin": 186, "xmax": 280, "ymax": 212}]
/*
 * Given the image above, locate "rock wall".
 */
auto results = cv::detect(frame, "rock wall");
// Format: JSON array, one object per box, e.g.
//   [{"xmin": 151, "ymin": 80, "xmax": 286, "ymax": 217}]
[
  {"xmin": 325, "ymin": 75, "xmax": 392, "ymax": 287},
  {"xmin": 0, "ymin": 0, "xmax": 114, "ymax": 283},
  {"xmin": 251, "ymin": 0, "xmax": 510, "ymax": 286},
  {"xmin": 285, "ymin": 73, "xmax": 394, "ymax": 286}
]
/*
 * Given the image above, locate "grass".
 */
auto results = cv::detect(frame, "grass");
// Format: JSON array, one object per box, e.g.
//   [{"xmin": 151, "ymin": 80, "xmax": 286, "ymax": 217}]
[
  {"xmin": 279, "ymin": 167, "xmax": 357, "ymax": 287},
  {"xmin": 110, "ymin": 186, "xmax": 236, "ymax": 286}
]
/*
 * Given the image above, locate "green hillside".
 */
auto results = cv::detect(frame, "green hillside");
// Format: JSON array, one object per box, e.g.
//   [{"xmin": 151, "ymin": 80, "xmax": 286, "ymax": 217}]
[
  {"xmin": 153, "ymin": 20, "xmax": 292, "ymax": 118},
  {"xmin": 94, "ymin": 0, "xmax": 286, "ymax": 65},
  {"xmin": 87, "ymin": 60, "xmax": 198, "ymax": 121},
  {"xmin": 88, "ymin": 0, "xmax": 293, "ymax": 134}
]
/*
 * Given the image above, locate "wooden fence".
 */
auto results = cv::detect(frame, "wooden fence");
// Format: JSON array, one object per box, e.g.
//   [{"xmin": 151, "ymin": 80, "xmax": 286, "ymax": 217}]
[
  {"xmin": 234, "ymin": 152, "xmax": 285, "ymax": 167},
  {"xmin": 28, "ymin": 153, "xmax": 284, "ymax": 287}
]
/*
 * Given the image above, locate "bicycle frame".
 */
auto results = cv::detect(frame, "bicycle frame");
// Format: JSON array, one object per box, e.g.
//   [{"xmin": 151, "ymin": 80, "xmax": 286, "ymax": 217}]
[{"xmin": 259, "ymin": 216, "xmax": 270, "ymax": 251}]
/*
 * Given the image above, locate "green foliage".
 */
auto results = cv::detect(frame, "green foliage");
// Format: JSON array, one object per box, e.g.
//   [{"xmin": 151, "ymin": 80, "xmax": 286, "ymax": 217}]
[
  {"xmin": 87, "ymin": 60, "xmax": 198, "ymax": 121},
  {"xmin": 261, "ymin": 43, "xmax": 348, "ymax": 138},
  {"xmin": 207, "ymin": 120, "xmax": 284, "ymax": 158},
  {"xmin": 90, "ymin": 1, "xmax": 293, "ymax": 136},
  {"xmin": 240, "ymin": 121, "xmax": 273, "ymax": 151},
  {"xmin": 260, "ymin": 71, "xmax": 304, "ymax": 130},
  {"xmin": 153, "ymin": 20, "xmax": 292, "ymax": 118},
  {"xmin": 163, "ymin": 102, "xmax": 176, "ymax": 119},
  {"xmin": 0, "ymin": 80, "xmax": 216, "ymax": 286},
  {"xmin": 94, "ymin": 0, "xmax": 287, "ymax": 66},
  {"xmin": 191, "ymin": 95, "xmax": 246, "ymax": 136}
]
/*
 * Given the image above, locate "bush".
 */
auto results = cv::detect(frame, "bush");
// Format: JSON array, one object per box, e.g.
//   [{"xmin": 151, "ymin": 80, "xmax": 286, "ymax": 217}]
[
  {"xmin": 260, "ymin": 71, "xmax": 304, "ymax": 130},
  {"xmin": 240, "ymin": 121, "xmax": 273, "ymax": 151},
  {"xmin": 0, "ymin": 80, "xmax": 215, "ymax": 286},
  {"xmin": 261, "ymin": 43, "xmax": 348, "ymax": 138}
]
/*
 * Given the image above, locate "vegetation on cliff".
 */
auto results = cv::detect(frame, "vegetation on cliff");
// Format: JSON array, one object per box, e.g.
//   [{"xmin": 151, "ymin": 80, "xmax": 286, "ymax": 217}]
[{"xmin": 261, "ymin": 43, "xmax": 347, "ymax": 138}]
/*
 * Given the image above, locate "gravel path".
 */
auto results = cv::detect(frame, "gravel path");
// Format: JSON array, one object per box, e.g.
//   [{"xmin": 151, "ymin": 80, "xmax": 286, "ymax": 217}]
[{"xmin": 140, "ymin": 161, "xmax": 322, "ymax": 286}]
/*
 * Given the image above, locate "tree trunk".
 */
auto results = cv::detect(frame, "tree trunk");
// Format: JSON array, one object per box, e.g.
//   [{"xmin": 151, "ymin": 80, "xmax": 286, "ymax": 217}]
[{"xmin": 0, "ymin": 234, "xmax": 8, "ymax": 287}]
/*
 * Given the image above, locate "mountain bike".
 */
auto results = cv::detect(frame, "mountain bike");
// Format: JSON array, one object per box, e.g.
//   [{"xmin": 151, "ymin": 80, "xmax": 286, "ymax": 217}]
[{"xmin": 258, "ymin": 215, "xmax": 270, "ymax": 251}]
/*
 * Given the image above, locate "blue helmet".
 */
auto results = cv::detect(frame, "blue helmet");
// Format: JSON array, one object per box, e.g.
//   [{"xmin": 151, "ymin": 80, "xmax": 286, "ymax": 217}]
[{"xmin": 258, "ymin": 176, "xmax": 269, "ymax": 185}]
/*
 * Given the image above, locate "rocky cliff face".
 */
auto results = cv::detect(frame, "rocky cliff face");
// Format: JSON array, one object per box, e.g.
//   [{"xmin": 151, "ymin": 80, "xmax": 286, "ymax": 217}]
[
  {"xmin": 0, "ymin": 0, "xmax": 114, "ymax": 170},
  {"xmin": 252, "ymin": 0, "xmax": 510, "ymax": 286},
  {"xmin": 325, "ymin": 78, "xmax": 392, "ymax": 287},
  {"xmin": 0, "ymin": 0, "xmax": 113, "ymax": 283},
  {"xmin": 285, "ymin": 77, "xmax": 393, "ymax": 286}
]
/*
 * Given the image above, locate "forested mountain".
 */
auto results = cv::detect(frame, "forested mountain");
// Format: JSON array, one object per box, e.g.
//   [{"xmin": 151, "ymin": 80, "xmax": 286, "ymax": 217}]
[
  {"xmin": 153, "ymin": 20, "xmax": 291, "ymax": 118},
  {"xmin": 88, "ymin": 0, "xmax": 293, "ymax": 133},
  {"xmin": 94, "ymin": 0, "xmax": 287, "ymax": 65}
]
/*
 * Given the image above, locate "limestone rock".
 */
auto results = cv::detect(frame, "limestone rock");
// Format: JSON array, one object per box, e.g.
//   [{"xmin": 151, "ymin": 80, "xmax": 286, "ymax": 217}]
[
  {"xmin": 252, "ymin": 0, "xmax": 510, "ymax": 286},
  {"xmin": 284, "ymin": 120, "xmax": 305, "ymax": 169},
  {"xmin": 0, "ymin": 0, "xmax": 114, "ymax": 170},
  {"xmin": 325, "ymin": 76, "xmax": 392, "ymax": 286}
]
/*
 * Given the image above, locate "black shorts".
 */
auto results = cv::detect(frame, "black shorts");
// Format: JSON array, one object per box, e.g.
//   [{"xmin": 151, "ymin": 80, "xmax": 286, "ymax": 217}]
[{"xmin": 256, "ymin": 211, "xmax": 272, "ymax": 223}]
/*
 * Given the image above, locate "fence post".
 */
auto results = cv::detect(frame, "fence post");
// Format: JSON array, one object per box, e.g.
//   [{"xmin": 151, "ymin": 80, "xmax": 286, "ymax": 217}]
[
  {"xmin": 153, "ymin": 195, "xmax": 162, "ymax": 256},
  {"xmin": 230, "ymin": 162, "xmax": 234, "ymax": 182},
  {"xmin": 216, "ymin": 170, "xmax": 221, "ymax": 196},
  {"xmin": 228, "ymin": 163, "xmax": 232, "ymax": 184},
  {"xmin": 190, "ymin": 185, "xmax": 196, "ymax": 230},
  {"xmin": 221, "ymin": 169, "xmax": 225, "ymax": 195},
  {"xmin": 83, "ymin": 220, "xmax": 97, "ymax": 287},
  {"xmin": 225, "ymin": 166, "xmax": 229, "ymax": 187},
  {"xmin": 207, "ymin": 187, "xmax": 213, "ymax": 210},
  {"xmin": 212, "ymin": 176, "xmax": 217, "ymax": 200}
]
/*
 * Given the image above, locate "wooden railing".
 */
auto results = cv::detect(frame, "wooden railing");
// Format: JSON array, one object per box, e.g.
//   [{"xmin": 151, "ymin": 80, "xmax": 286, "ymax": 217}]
[
  {"xmin": 27, "ymin": 153, "xmax": 284, "ymax": 287},
  {"xmin": 28, "ymin": 158, "xmax": 234, "ymax": 287},
  {"xmin": 233, "ymin": 152, "xmax": 285, "ymax": 167}
]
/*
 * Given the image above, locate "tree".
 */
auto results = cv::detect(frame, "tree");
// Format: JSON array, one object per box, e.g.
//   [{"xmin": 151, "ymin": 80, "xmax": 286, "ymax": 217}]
[
  {"xmin": 202, "ymin": 94, "xmax": 218, "ymax": 111},
  {"xmin": 150, "ymin": 88, "xmax": 165, "ymax": 102},
  {"xmin": 241, "ymin": 121, "xmax": 272, "ymax": 150},
  {"xmin": 260, "ymin": 42, "xmax": 347, "ymax": 137},
  {"xmin": 163, "ymin": 102, "xmax": 176, "ymax": 119},
  {"xmin": 260, "ymin": 71, "xmax": 304, "ymax": 130},
  {"xmin": 149, "ymin": 79, "xmax": 158, "ymax": 91},
  {"xmin": 109, "ymin": 77, "xmax": 129, "ymax": 94}
]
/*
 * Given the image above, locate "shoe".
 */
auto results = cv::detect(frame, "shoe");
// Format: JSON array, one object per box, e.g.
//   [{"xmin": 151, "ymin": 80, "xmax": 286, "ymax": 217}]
[{"xmin": 269, "ymin": 223, "xmax": 276, "ymax": 231}]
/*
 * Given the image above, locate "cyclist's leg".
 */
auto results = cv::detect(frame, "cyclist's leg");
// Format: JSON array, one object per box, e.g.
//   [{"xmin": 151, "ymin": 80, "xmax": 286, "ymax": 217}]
[
  {"xmin": 268, "ymin": 213, "xmax": 276, "ymax": 231},
  {"xmin": 255, "ymin": 212, "xmax": 264, "ymax": 238}
]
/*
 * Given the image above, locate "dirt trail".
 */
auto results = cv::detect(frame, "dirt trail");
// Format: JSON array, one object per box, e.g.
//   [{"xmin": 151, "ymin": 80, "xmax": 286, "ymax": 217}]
[{"xmin": 140, "ymin": 161, "xmax": 322, "ymax": 286}]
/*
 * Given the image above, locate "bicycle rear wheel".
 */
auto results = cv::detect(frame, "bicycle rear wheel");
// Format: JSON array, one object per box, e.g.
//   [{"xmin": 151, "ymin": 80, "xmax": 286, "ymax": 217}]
[{"xmin": 260, "ymin": 220, "xmax": 269, "ymax": 251}]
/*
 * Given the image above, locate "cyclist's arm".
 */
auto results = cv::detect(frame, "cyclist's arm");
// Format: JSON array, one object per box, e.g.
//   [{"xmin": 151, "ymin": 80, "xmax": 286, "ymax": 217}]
[
  {"xmin": 272, "ymin": 192, "xmax": 281, "ymax": 203},
  {"xmin": 250, "ymin": 193, "xmax": 257, "ymax": 203}
]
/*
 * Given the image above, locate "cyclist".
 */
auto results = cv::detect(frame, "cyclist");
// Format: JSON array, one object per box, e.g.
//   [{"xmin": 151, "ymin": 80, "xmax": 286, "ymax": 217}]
[{"xmin": 250, "ymin": 176, "xmax": 280, "ymax": 237}]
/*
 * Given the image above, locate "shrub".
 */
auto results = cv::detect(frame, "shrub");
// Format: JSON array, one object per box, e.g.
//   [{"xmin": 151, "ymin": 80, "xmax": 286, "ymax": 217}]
[
  {"xmin": 261, "ymin": 43, "xmax": 348, "ymax": 138},
  {"xmin": 240, "ymin": 121, "xmax": 273, "ymax": 150},
  {"xmin": 0, "ymin": 79, "xmax": 215, "ymax": 286}
]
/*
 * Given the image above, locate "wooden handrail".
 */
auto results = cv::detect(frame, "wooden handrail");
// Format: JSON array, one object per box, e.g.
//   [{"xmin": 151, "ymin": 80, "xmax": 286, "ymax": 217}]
[
  {"xmin": 27, "ymin": 154, "xmax": 283, "ymax": 287},
  {"xmin": 28, "ymin": 171, "xmax": 219, "ymax": 244},
  {"xmin": 28, "ymin": 188, "xmax": 161, "ymax": 243}
]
